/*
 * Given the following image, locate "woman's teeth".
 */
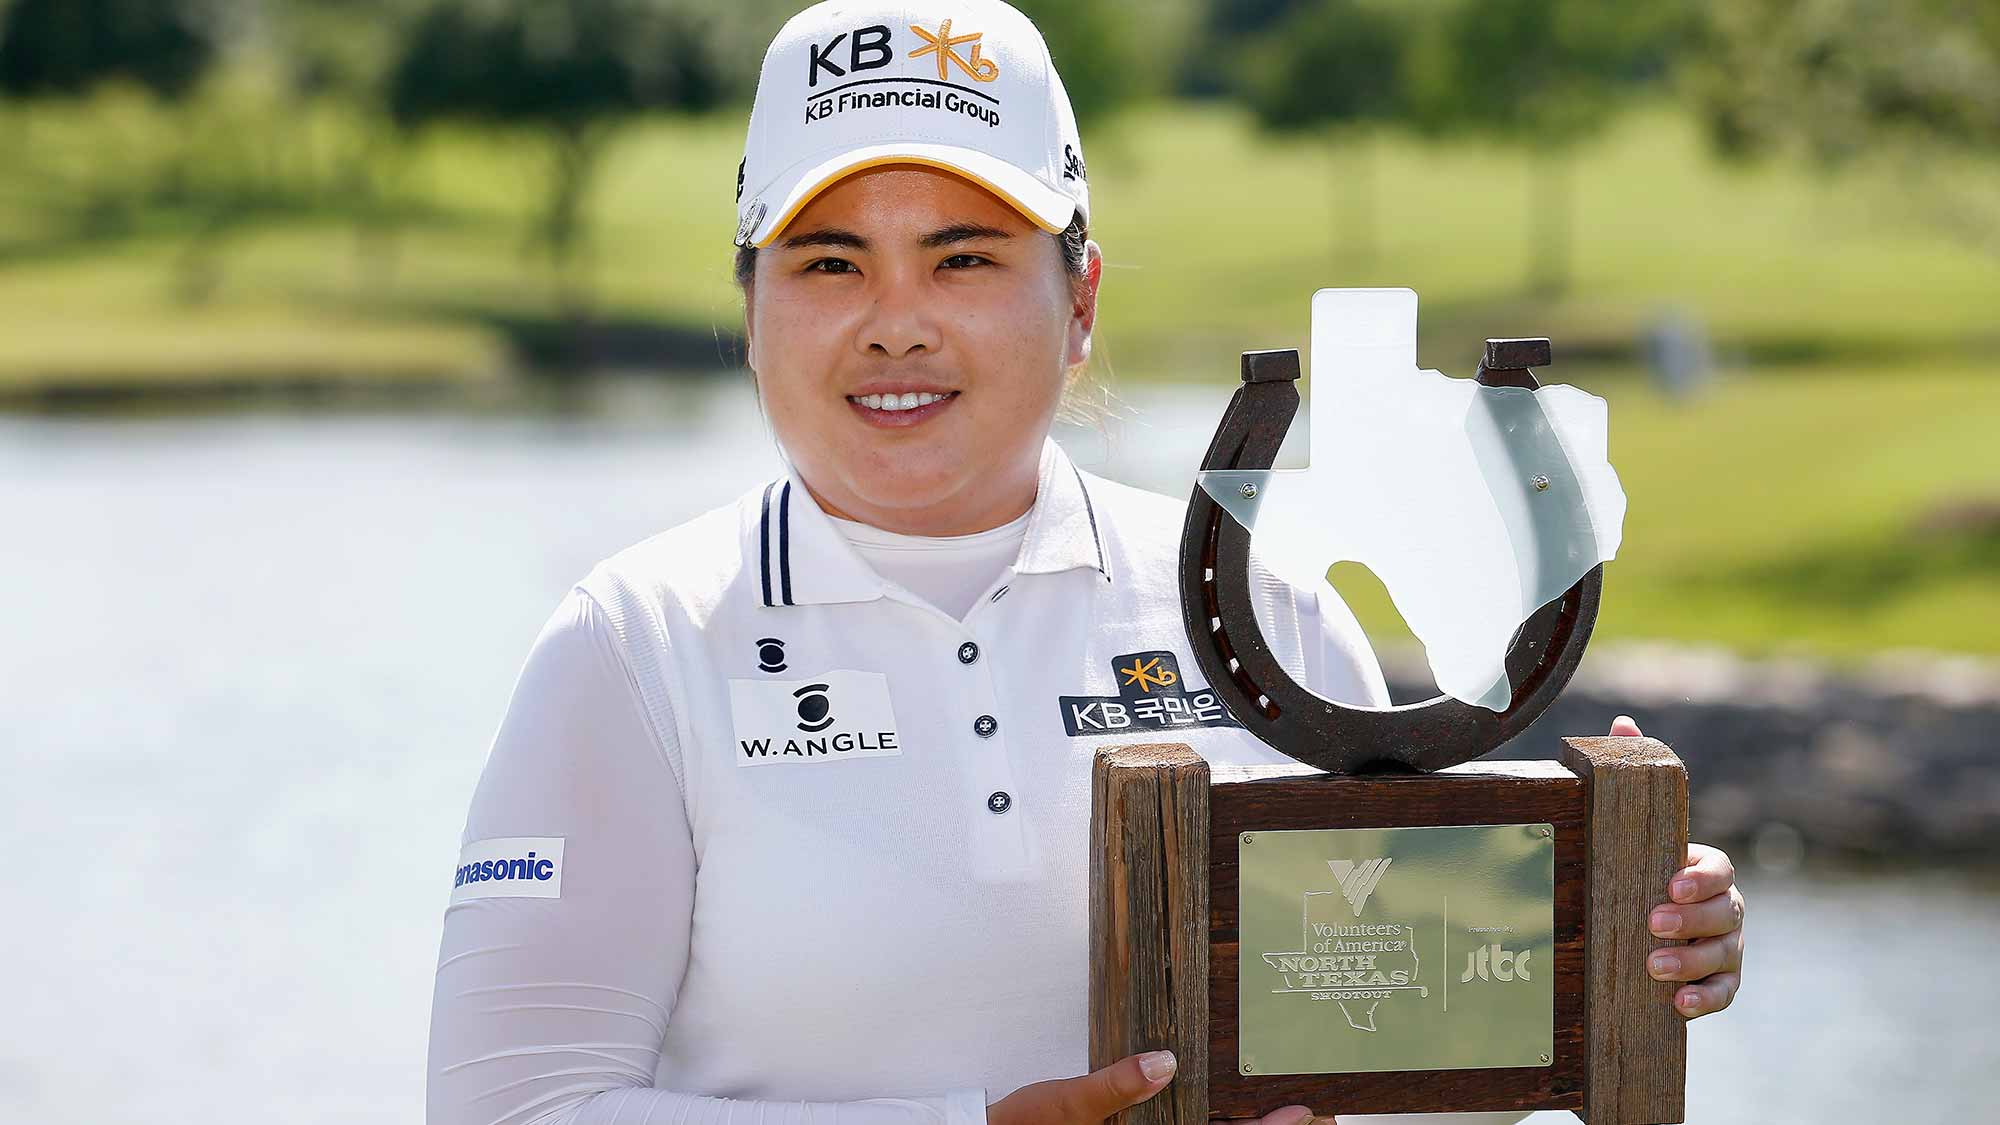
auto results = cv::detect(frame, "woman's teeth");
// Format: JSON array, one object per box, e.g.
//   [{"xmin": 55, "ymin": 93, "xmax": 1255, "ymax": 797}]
[{"xmin": 848, "ymin": 391, "xmax": 957, "ymax": 411}]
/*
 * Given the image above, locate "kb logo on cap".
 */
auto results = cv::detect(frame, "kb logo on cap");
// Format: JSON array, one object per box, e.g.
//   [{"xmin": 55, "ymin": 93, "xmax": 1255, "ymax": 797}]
[
  {"xmin": 807, "ymin": 20, "xmax": 1001, "ymax": 88},
  {"xmin": 909, "ymin": 19, "xmax": 999, "ymax": 83}
]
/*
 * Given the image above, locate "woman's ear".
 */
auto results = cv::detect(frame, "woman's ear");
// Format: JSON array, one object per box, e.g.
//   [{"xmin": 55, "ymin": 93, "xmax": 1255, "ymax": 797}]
[{"xmin": 1064, "ymin": 238, "xmax": 1103, "ymax": 371}]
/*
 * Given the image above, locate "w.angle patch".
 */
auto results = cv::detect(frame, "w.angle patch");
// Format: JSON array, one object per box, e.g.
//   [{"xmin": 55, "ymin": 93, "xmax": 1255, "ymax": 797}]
[{"xmin": 729, "ymin": 669, "xmax": 901, "ymax": 766}]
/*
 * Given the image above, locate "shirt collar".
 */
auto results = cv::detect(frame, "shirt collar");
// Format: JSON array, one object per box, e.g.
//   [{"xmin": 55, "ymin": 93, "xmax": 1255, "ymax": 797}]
[{"xmin": 749, "ymin": 435, "xmax": 1114, "ymax": 609}]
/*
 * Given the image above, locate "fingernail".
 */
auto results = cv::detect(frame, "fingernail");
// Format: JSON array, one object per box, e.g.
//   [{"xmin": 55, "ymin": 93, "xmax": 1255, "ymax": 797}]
[
  {"xmin": 1652, "ymin": 910, "xmax": 1681, "ymax": 935},
  {"xmin": 1139, "ymin": 1050, "xmax": 1176, "ymax": 1082},
  {"xmin": 1650, "ymin": 953, "xmax": 1680, "ymax": 977},
  {"xmin": 1672, "ymin": 878, "xmax": 1695, "ymax": 900},
  {"xmin": 1678, "ymin": 989, "xmax": 1701, "ymax": 1012},
  {"xmin": 1274, "ymin": 1107, "xmax": 1313, "ymax": 1125}
]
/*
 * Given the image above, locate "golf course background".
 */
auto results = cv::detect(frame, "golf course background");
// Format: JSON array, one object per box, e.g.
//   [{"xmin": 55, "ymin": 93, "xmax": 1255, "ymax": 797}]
[{"xmin": 8, "ymin": 94, "xmax": 1995, "ymax": 658}]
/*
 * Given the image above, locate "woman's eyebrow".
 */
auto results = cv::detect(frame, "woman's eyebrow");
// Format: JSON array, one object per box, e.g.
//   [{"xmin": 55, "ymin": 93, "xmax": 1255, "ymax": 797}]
[
  {"xmin": 920, "ymin": 223, "xmax": 1014, "ymax": 248},
  {"xmin": 777, "ymin": 222, "xmax": 1014, "ymax": 251},
  {"xmin": 780, "ymin": 228, "xmax": 868, "ymax": 251}
]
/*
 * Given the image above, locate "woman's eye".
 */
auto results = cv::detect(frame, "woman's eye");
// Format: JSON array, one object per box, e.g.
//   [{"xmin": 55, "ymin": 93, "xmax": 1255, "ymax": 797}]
[
  {"xmin": 940, "ymin": 254, "xmax": 990, "ymax": 269},
  {"xmin": 805, "ymin": 258, "xmax": 856, "ymax": 274}
]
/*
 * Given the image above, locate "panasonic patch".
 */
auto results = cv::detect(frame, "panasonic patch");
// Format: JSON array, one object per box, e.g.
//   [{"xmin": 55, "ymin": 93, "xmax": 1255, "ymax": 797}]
[{"xmin": 450, "ymin": 836, "xmax": 565, "ymax": 904}]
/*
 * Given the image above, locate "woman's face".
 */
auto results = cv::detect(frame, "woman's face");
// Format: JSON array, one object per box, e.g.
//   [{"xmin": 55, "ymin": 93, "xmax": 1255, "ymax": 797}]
[{"xmin": 744, "ymin": 164, "xmax": 1101, "ymax": 536}]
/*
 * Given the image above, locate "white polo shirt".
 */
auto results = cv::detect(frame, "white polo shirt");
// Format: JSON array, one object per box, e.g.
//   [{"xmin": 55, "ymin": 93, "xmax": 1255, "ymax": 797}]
[{"xmin": 428, "ymin": 435, "xmax": 1520, "ymax": 1125}]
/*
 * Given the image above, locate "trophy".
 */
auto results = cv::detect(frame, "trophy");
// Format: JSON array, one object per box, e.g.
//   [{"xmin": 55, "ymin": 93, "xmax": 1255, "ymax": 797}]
[{"xmin": 1089, "ymin": 290, "xmax": 1687, "ymax": 1124}]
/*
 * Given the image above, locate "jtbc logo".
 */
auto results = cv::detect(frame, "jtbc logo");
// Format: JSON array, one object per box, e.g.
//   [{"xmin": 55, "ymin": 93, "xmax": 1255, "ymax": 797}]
[{"xmin": 1460, "ymin": 943, "xmax": 1533, "ymax": 983}]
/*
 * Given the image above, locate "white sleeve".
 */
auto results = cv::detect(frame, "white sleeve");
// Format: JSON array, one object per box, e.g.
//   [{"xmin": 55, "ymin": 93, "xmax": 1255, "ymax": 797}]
[
  {"xmin": 427, "ymin": 588, "xmax": 989, "ymax": 1125},
  {"xmin": 1296, "ymin": 574, "xmax": 1393, "ymax": 708}
]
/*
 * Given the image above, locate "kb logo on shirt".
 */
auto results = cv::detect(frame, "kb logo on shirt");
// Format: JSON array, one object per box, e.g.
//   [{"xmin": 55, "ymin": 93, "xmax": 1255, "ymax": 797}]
[
  {"xmin": 1058, "ymin": 650, "xmax": 1243, "ymax": 736},
  {"xmin": 729, "ymin": 670, "xmax": 901, "ymax": 766}
]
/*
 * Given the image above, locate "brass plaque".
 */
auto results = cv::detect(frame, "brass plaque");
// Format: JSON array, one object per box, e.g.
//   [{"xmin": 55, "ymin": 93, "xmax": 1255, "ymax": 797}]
[{"xmin": 1236, "ymin": 824, "xmax": 1554, "ymax": 1076}]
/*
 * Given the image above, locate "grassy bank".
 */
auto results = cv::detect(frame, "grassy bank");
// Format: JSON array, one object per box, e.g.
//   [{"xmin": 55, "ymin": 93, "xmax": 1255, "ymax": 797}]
[{"xmin": 1326, "ymin": 363, "xmax": 2000, "ymax": 658}]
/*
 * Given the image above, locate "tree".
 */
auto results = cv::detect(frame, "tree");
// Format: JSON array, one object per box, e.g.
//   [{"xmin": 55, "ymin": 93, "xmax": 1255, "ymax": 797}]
[
  {"xmin": 1408, "ymin": 0, "xmax": 1695, "ymax": 295},
  {"xmin": 1688, "ymin": 0, "xmax": 2000, "ymax": 164},
  {"xmin": 1686, "ymin": 0, "xmax": 2000, "ymax": 255},
  {"xmin": 386, "ymin": 0, "xmax": 721, "ymax": 312},
  {"xmin": 0, "ymin": 0, "xmax": 223, "ymax": 98},
  {"xmin": 1010, "ymin": 0, "xmax": 1165, "ymax": 122},
  {"xmin": 1240, "ymin": 0, "xmax": 1409, "ymax": 268},
  {"xmin": 1179, "ymin": 0, "xmax": 1318, "ymax": 96}
]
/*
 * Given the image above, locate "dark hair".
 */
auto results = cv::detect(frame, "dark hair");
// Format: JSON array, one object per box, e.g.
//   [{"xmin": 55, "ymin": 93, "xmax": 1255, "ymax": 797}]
[{"xmin": 733, "ymin": 212, "xmax": 1091, "ymax": 292}]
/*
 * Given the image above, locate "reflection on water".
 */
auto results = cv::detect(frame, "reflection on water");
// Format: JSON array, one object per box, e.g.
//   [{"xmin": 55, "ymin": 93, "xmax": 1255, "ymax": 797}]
[{"xmin": 3, "ymin": 382, "xmax": 1991, "ymax": 1122}]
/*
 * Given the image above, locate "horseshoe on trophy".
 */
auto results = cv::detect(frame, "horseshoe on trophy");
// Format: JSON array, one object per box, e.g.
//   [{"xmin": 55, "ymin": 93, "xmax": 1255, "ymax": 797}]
[{"xmin": 1177, "ymin": 339, "xmax": 1603, "ymax": 775}]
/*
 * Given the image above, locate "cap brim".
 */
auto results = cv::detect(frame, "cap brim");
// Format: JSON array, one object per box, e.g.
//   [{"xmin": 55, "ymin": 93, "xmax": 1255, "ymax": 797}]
[{"xmin": 747, "ymin": 142, "xmax": 1077, "ymax": 248}]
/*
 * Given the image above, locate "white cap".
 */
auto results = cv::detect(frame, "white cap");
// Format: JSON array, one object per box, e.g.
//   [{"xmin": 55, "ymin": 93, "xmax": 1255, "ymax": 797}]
[{"xmin": 734, "ymin": 0, "xmax": 1089, "ymax": 248}]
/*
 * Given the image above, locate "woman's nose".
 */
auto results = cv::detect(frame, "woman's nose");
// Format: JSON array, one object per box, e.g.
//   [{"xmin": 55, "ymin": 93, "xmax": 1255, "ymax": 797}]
[{"xmin": 854, "ymin": 271, "xmax": 943, "ymax": 359}]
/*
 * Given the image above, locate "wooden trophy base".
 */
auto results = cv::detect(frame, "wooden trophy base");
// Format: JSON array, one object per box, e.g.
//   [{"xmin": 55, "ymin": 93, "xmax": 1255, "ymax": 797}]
[{"xmin": 1089, "ymin": 738, "xmax": 1688, "ymax": 1125}]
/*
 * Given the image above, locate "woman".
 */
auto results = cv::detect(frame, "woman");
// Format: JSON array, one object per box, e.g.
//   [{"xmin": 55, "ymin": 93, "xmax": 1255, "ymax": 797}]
[{"xmin": 426, "ymin": 3, "xmax": 1746, "ymax": 1124}]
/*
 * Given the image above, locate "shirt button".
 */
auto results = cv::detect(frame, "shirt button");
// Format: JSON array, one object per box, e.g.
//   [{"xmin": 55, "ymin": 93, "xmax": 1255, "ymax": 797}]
[
  {"xmin": 987, "ymin": 791, "xmax": 1013, "ymax": 814},
  {"xmin": 973, "ymin": 714, "xmax": 998, "ymax": 738},
  {"xmin": 958, "ymin": 641, "xmax": 979, "ymax": 664}
]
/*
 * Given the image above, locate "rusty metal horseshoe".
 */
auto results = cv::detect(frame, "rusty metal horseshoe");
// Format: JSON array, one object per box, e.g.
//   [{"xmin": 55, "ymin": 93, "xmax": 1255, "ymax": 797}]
[{"xmin": 1177, "ymin": 341, "xmax": 1603, "ymax": 774}]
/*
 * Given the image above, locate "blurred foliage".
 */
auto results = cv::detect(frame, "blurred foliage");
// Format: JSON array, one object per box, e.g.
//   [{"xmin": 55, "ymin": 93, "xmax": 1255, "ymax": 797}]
[
  {"xmin": 1688, "ymin": 0, "xmax": 2000, "ymax": 165},
  {"xmin": 1240, "ymin": 0, "xmax": 1406, "ymax": 131},
  {"xmin": 1416, "ymin": 0, "xmax": 1697, "ymax": 294},
  {"xmin": 276, "ymin": 0, "xmax": 409, "ymax": 99},
  {"xmin": 1234, "ymin": 0, "xmax": 1698, "ymax": 290},
  {"xmin": 387, "ymin": 0, "xmax": 722, "ymax": 128},
  {"xmin": 0, "ymin": 0, "xmax": 226, "ymax": 97},
  {"xmin": 1, "ymin": 0, "xmax": 1998, "ymax": 357},
  {"xmin": 1236, "ymin": 0, "xmax": 1407, "ymax": 267},
  {"xmin": 386, "ymin": 0, "xmax": 724, "ymax": 304},
  {"xmin": 1008, "ymin": 0, "xmax": 1159, "ymax": 122},
  {"xmin": 1406, "ymin": 0, "xmax": 1693, "ymax": 141},
  {"xmin": 1180, "ymin": 0, "xmax": 1314, "ymax": 96}
]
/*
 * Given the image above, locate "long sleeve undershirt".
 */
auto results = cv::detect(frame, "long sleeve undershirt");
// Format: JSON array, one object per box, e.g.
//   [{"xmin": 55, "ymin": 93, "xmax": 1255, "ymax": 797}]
[{"xmin": 427, "ymin": 544, "xmax": 1525, "ymax": 1125}]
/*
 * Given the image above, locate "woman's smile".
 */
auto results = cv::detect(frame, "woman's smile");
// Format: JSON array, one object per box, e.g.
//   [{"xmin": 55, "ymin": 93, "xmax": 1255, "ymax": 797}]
[{"xmin": 845, "ymin": 388, "xmax": 961, "ymax": 427}]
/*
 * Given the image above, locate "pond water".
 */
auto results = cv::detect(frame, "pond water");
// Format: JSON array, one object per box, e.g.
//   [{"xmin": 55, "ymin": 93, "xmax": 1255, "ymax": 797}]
[{"xmin": 2, "ymin": 379, "xmax": 1990, "ymax": 1122}]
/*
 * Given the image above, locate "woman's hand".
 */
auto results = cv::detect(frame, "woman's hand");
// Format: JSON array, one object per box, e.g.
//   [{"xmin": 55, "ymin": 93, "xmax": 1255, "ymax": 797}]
[
  {"xmin": 1610, "ymin": 715, "xmax": 1746, "ymax": 1019},
  {"xmin": 987, "ymin": 1050, "xmax": 1177, "ymax": 1125},
  {"xmin": 988, "ymin": 1052, "xmax": 1323, "ymax": 1125}
]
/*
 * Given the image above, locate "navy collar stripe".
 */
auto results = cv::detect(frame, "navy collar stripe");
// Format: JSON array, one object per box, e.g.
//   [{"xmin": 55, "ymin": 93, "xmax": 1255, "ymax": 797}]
[
  {"xmin": 1069, "ymin": 461, "xmax": 1107, "ymax": 579},
  {"xmin": 749, "ymin": 437, "xmax": 1112, "ymax": 607},
  {"xmin": 777, "ymin": 480, "xmax": 795, "ymax": 606},
  {"xmin": 758, "ymin": 480, "xmax": 776, "ymax": 608}
]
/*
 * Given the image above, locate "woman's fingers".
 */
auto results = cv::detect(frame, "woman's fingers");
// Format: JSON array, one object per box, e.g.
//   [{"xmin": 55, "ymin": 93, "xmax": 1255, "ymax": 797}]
[
  {"xmin": 1648, "ymin": 926, "xmax": 1745, "ymax": 982},
  {"xmin": 1667, "ymin": 843, "xmax": 1736, "ymax": 904},
  {"xmin": 989, "ymin": 1050, "xmax": 1175, "ymax": 1125},
  {"xmin": 1063, "ymin": 1050, "xmax": 1176, "ymax": 1118},
  {"xmin": 1650, "ymin": 883, "xmax": 1744, "ymax": 940},
  {"xmin": 1669, "ymin": 969, "xmax": 1741, "ymax": 1017}
]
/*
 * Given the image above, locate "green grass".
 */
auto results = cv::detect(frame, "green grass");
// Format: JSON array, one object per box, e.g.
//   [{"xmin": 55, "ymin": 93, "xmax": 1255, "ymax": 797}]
[{"xmin": 1328, "ymin": 362, "xmax": 2000, "ymax": 659}]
